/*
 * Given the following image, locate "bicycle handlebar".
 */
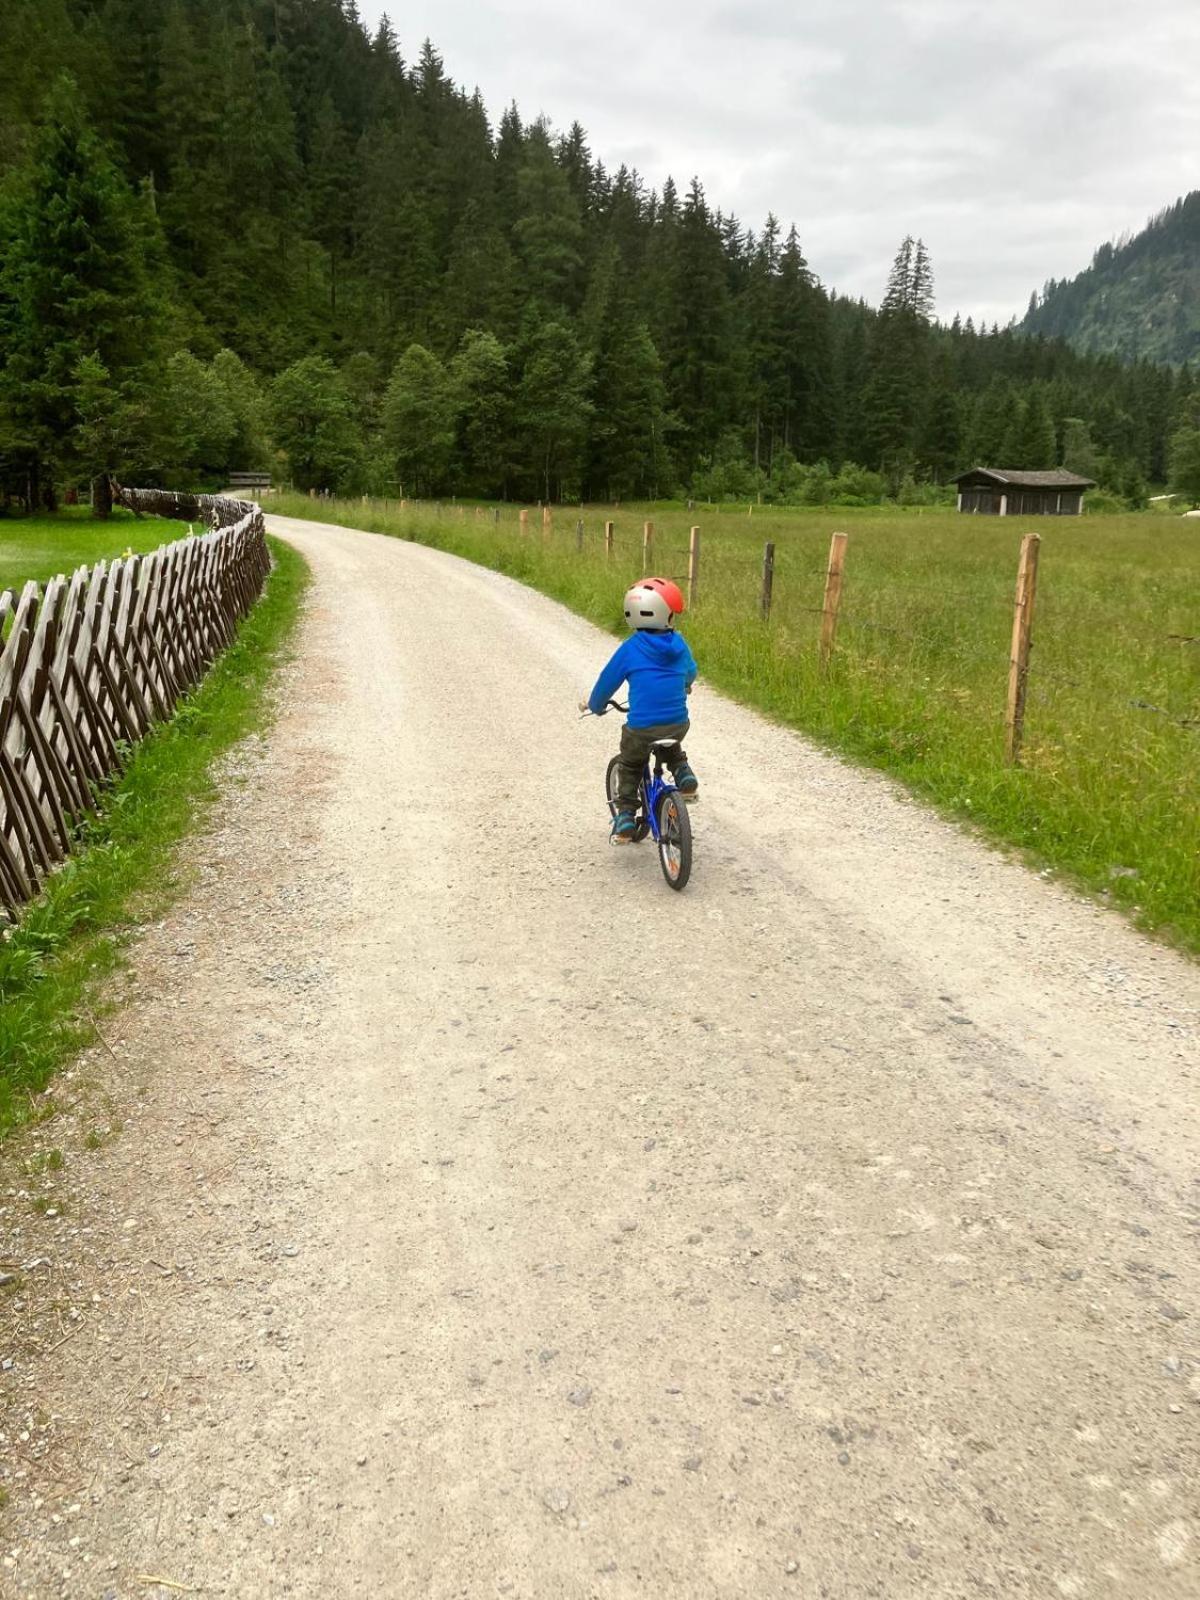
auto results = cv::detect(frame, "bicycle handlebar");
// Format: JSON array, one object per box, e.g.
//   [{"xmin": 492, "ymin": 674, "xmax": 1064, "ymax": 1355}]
[{"xmin": 578, "ymin": 698, "xmax": 628, "ymax": 717}]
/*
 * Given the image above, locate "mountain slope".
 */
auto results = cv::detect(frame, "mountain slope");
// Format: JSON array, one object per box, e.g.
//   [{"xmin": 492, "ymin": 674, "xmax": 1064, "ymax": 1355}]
[{"xmin": 1021, "ymin": 192, "xmax": 1200, "ymax": 365}]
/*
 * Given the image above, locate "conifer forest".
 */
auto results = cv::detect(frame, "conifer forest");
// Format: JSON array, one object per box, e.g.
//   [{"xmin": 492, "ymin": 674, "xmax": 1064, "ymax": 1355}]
[{"xmin": 1, "ymin": 0, "xmax": 1196, "ymax": 510}]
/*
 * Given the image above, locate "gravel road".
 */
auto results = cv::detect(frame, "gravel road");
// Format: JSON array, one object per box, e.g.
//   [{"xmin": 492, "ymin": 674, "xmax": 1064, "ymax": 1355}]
[{"xmin": 2, "ymin": 514, "xmax": 1198, "ymax": 1599}]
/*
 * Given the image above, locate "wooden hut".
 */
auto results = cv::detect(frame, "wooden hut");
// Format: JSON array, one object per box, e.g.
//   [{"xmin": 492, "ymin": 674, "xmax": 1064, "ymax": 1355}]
[{"xmin": 953, "ymin": 467, "xmax": 1096, "ymax": 516}]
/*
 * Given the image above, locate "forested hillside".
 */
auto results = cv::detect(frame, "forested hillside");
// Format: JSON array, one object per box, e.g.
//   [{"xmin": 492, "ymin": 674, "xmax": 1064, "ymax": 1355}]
[
  {"xmin": 1023, "ymin": 194, "xmax": 1200, "ymax": 368},
  {"xmin": 1, "ymin": 0, "xmax": 1197, "ymax": 509}
]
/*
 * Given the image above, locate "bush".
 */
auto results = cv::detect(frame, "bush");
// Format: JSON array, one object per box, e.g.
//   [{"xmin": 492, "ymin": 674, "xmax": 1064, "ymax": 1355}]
[
  {"xmin": 1082, "ymin": 490, "xmax": 1127, "ymax": 515},
  {"xmin": 830, "ymin": 464, "xmax": 887, "ymax": 504}
]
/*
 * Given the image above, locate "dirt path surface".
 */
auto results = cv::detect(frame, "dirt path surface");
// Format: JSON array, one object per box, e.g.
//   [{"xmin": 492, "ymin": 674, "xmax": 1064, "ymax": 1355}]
[{"xmin": 3, "ymin": 514, "xmax": 1198, "ymax": 1599}]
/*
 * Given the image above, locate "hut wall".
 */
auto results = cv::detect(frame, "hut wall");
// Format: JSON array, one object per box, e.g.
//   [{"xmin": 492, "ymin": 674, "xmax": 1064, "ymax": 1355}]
[{"xmin": 955, "ymin": 480, "xmax": 1087, "ymax": 516}]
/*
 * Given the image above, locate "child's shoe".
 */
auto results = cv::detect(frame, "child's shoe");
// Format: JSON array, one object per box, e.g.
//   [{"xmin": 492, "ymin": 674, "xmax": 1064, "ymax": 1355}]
[
  {"xmin": 673, "ymin": 762, "xmax": 699, "ymax": 799},
  {"xmin": 611, "ymin": 809, "xmax": 638, "ymax": 843}
]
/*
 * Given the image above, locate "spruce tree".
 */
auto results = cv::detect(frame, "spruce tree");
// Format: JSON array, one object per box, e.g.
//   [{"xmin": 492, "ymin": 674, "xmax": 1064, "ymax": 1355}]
[
  {"xmin": 308, "ymin": 93, "xmax": 356, "ymax": 318},
  {"xmin": 513, "ymin": 120, "xmax": 583, "ymax": 309},
  {"xmin": 1061, "ymin": 417, "xmax": 1099, "ymax": 479},
  {"xmin": 1013, "ymin": 388, "xmax": 1057, "ymax": 468},
  {"xmin": 859, "ymin": 237, "xmax": 933, "ymax": 476},
  {"xmin": 0, "ymin": 77, "xmax": 164, "ymax": 505},
  {"xmin": 664, "ymin": 179, "xmax": 731, "ymax": 477}
]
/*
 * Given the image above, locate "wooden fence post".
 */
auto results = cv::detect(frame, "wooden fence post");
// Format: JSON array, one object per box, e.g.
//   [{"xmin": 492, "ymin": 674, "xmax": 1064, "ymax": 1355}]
[
  {"xmin": 642, "ymin": 519, "xmax": 654, "ymax": 574},
  {"xmin": 819, "ymin": 531, "xmax": 848, "ymax": 672},
  {"xmin": 1005, "ymin": 532, "xmax": 1041, "ymax": 765},
  {"xmin": 519, "ymin": 508, "xmax": 529, "ymax": 535},
  {"xmin": 605, "ymin": 520, "xmax": 614, "ymax": 560},
  {"xmin": 688, "ymin": 525, "xmax": 700, "ymax": 605},
  {"xmin": 760, "ymin": 541, "xmax": 775, "ymax": 621},
  {"xmin": 576, "ymin": 517, "xmax": 584, "ymax": 552}
]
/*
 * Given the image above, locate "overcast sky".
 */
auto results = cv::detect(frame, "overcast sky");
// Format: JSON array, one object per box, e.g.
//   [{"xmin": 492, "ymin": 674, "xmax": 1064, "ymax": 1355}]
[{"xmin": 358, "ymin": 0, "xmax": 1199, "ymax": 326}]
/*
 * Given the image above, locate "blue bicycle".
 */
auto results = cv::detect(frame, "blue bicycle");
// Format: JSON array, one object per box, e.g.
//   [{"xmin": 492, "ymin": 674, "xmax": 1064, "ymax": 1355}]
[{"xmin": 584, "ymin": 699, "xmax": 693, "ymax": 891}]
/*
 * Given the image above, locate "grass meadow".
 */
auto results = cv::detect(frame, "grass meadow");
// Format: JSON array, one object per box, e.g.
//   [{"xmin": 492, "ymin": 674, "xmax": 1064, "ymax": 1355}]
[
  {"xmin": 0, "ymin": 505, "xmax": 179, "ymax": 591},
  {"xmin": 277, "ymin": 493, "xmax": 1200, "ymax": 955}
]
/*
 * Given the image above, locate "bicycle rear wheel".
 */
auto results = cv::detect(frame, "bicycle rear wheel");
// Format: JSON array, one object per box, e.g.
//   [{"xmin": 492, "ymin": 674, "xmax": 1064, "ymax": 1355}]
[
  {"xmin": 656, "ymin": 789, "xmax": 692, "ymax": 890},
  {"xmin": 605, "ymin": 755, "xmax": 622, "ymax": 815},
  {"xmin": 606, "ymin": 755, "xmax": 650, "ymax": 841}
]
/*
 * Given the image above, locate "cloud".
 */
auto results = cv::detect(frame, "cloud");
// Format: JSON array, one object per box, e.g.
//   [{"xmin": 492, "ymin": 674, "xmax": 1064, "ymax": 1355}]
[{"xmin": 359, "ymin": 0, "xmax": 1200, "ymax": 325}]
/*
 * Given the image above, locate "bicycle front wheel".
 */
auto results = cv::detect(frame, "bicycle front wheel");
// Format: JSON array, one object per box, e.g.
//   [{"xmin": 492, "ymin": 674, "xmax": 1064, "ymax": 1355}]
[{"xmin": 656, "ymin": 789, "xmax": 692, "ymax": 890}]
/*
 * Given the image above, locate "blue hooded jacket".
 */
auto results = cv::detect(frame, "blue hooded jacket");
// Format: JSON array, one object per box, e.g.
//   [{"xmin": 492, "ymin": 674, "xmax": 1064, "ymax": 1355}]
[{"xmin": 588, "ymin": 630, "xmax": 698, "ymax": 727}]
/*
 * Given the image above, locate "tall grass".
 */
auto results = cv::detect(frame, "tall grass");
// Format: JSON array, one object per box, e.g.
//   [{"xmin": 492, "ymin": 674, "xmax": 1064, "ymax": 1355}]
[
  {"xmin": 0, "ymin": 537, "xmax": 308, "ymax": 1139},
  {"xmin": 277, "ymin": 495, "xmax": 1199, "ymax": 954}
]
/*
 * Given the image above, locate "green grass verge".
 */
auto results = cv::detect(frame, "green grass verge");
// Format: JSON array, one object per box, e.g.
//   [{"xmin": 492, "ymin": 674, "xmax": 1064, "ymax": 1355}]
[
  {"xmin": 0, "ymin": 506, "xmax": 180, "ymax": 590},
  {"xmin": 0, "ymin": 535, "xmax": 308, "ymax": 1140},
  {"xmin": 276, "ymin": 494, "xmax": 1199, "ymax": 956}
]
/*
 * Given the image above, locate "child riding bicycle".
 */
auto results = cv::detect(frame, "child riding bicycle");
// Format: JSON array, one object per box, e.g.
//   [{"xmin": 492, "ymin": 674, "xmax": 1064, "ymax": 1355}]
[{"xmin": 582, "ymin": 577, "xmax": 699, "ymax": 843}]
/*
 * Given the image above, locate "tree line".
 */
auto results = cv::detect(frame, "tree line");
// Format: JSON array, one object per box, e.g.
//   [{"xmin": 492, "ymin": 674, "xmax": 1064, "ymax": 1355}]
[{"xmin": 1, "ymin": 0, "xmax": 1198, "ymax": 513}]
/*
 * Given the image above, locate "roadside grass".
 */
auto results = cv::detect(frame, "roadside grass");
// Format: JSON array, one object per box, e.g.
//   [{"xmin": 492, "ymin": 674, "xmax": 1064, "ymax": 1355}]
[
  {"xmin": 276, "ymin": 494, "xmax": 1199, "ymax": 954},
  {"xmin": 0, "ymin": 506, "xmax": 174, "ymax": 590},
  {"xmin": 0, "ymin": 535, "xmax": 308, "ymax": 1140}
]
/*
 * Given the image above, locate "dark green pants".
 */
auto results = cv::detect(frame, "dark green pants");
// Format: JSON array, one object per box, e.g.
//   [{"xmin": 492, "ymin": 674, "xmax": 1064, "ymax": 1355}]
[{"xmin": 616, "ymin": 720, "xmax": 690, "ymax": 810}]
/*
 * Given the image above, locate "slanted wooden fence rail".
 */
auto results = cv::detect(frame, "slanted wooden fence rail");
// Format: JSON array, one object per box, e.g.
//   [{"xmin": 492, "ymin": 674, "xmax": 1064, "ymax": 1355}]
[{"xmin": 0, "ymin": 485, "xmax": 269, "ymax": 918}]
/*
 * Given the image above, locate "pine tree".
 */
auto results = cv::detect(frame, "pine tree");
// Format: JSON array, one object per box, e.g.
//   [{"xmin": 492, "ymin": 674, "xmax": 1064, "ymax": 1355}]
[
  {"xmin": 358, "ymin": 124, "xmax": 438, "ymax": 347},
  {"xmin": 1060, "ymin": 417, "xmax": 1099, "ymax": 479},
  {"xmin": 308, "ymin": 93, "xmax": 356, "ymax": 318},
  {"xmin": 910, "ymin": 238, "xmax": 935, "ymax": 321},
  {"xmin": 588, "ymin": 292, "xmax": 672, "ymax": 500},
  {"xmin": 0, "ymin": 77, "xmax": 165, "ymax": 505},
  {"xmin": 1012, "ymin": 388, "xmax": 1057, "ymax": 468},
  {"xmin": 513, "ymin": 120, "xmax": 583, "ymax": 308},
  {"xmin": 922, "ymin": 382, "xmax": 961, "ymax": 480},
  {"xmin": 663, "ymin": 179, "xmax": 731, "ymax": 477},
  {"xmin": 859, "ymin": 237, "xmax": 933, "ymax": 476},
  {"xmin": 775, "ymin": 227, "xmax": 834, "ymax": 460},
  {"xmin": 493, "ymin": 104, "xmax": 524, "ymax": 233},
  {"xmin": 438, "ymin": 201, "xmax": 516, "ymax": 348},
  {"xmin": 558, "ymin": 122, "xmax": 594, "ymax": 221}
]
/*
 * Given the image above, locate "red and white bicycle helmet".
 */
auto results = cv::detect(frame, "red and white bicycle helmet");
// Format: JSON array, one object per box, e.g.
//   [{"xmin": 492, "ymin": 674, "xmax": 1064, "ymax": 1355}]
[{"xmin": 624, "ymin": 576, "xmax": 686, "ymax": 631}]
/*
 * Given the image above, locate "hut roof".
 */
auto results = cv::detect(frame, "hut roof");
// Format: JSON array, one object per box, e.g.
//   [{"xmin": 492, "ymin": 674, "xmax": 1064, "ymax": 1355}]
[{"xmin": 953, "ymin": 467, "xmax": 1097, "ymax": 489}]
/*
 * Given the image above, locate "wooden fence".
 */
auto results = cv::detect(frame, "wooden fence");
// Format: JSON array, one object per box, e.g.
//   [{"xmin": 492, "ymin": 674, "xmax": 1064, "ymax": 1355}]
[
  {"xmin": 0, "ymin": 486, "xmax": 270, "ymax": 918},
  {"xmin": 348, "ymin": 496, "xmax": 1066, "ymax": 764}
]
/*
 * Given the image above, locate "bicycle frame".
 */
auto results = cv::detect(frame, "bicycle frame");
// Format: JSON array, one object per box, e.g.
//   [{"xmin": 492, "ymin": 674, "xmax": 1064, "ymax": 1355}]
[
  {"xmin": 587, "ymin": 697, "xmax": 682, "ymax": 841},
  {"xmin": 640, "ymin": 750, "xmax": 676, "ymax": 843}
]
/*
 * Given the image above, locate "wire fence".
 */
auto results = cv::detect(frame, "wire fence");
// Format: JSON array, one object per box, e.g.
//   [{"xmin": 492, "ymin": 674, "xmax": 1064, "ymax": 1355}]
[
  {"xmin": 327, "ymin": 494, "xmax": 1199, "ymax": 756},
  {"xmin": 0, "ymin": 486, "xmax": 270, "ymax": 918}
]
